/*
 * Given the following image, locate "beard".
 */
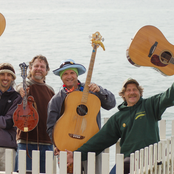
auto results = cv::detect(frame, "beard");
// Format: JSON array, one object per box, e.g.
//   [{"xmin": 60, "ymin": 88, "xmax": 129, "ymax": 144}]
[{"xmin": 34, "ymin": 75, "xmax": 44, "ymax": 80}]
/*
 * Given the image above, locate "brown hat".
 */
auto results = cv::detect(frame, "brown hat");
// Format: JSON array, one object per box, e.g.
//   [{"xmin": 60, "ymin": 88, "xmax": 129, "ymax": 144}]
[
  {"xmin": 0, "ymin": 63, "xmax": 16, "ymax": 79},
  {"xmin": 122, "ymin": 78, "xmax": 139, "ymax": 87}
]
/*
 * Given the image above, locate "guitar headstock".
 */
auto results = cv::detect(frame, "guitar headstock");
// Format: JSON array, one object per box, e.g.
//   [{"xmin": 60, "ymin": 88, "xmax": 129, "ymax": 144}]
[
  {"xmin": 91, "ymin": 31, "xmax": 105, "ymax": 51},
  {"xmin": 19, "ymin": 62, "xmax": 28, "ymax": 79}
]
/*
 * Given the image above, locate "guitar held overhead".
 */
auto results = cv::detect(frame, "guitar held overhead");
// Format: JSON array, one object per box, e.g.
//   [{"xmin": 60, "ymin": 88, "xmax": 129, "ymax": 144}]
[
  {"xmin": 53, "ymin": 32, "xmax": 105, "ymax": 152},
  {"xmin": 127, "ymin": 25, "xmax": 174, "ymax": 76},
  {"xmin": 13, "ymin": 62, "xmax": 39, "ymax": 132},
  {"xmin": 0, "ymin": 13, "xmax": 6, "ymax": 36}
]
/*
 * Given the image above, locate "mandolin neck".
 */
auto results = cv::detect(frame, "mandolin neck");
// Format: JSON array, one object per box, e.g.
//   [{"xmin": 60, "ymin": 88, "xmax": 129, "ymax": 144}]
[
  {"xmin": 23, "ymin": 78, "xmax": 27, "ymax": 109},
  {"xmin": 81, "ymin": 45, "xmax": 97, "ymax": 103}
]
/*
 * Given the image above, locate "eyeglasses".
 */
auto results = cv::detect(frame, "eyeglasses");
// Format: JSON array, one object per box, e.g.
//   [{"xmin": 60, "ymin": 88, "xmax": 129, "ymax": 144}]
[{"xmin": 60, "ymin": 61, "xmax": 74, "ymax": 68}]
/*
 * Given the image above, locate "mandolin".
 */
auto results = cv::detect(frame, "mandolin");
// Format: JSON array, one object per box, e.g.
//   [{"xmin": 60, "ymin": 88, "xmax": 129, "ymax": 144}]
[
  {"xmin": 53, "ymin": 32, "xmax": 105, "ymax": 153},
  {"xmin": 127, "ymin": 25, "xmax": 174, "ymax": 76},
  {"xmin": 13, "ymin": 62, "xmax": 39, "ymax": 132},
  {"xmin": 0, "ymin": 13, "xmax": 6, "ymax": 36}
]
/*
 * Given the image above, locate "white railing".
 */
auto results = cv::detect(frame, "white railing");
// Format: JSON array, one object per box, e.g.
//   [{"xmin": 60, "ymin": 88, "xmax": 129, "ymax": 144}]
[{"xmin": 0, "ymin": 120, "xmax": 174, "ymax": 174}]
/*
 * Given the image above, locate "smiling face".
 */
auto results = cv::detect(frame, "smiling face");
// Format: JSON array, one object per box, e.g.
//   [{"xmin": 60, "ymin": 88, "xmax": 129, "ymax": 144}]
[
  {"xmin": 61, "ymin": 69, "xmax": 78, "ymax": 90},
  {"xmin": 30, "ymin": 58, "xmax": 48, "ymax": 83},
  {"xmin": 0, "ymin": 72, "xmax": 14, "ymax": 92},
  {"xmin": 123, "ymin": 83, "xmax": 141, "ymax": 106}
]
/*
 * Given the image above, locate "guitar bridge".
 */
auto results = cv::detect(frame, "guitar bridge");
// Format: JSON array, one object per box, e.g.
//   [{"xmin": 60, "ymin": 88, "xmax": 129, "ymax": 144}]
[{"xmin": 69, "ymin": 133, "xmax": 85, "ymax": 139}]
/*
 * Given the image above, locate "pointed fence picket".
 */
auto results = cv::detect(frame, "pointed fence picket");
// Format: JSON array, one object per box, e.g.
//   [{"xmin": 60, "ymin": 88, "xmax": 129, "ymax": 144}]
[{"xmin": 0, "ymin": 119, "xmax": 174, "ymax": 174}]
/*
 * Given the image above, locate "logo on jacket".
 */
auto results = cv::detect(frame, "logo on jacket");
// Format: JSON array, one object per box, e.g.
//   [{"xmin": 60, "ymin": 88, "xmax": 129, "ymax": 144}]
[
  {"xmin": 8, "ymin": 100, "xmax": 12, "ymax": 103},
  {"xmin": 135, "ymin": 111, "xmax": 145, "ymax": 120}
]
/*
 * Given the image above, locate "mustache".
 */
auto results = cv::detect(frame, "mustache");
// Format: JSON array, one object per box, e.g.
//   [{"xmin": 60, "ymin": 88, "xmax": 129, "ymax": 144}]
[{"xmin": 128, "ymin": 94, "xmax": 137, "ymax": 97}]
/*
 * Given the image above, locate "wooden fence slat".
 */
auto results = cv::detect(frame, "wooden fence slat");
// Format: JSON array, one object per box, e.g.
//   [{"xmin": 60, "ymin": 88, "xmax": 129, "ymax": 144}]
[
  {"xmin": 171, "ymin": 136, "xmax": 174, "ymax": 174},
  {"xmin": 166, "ymin": 139, "xmax": 170, "ymax": 174},
  {"xmin": 116, "ymin": 154, "xmax": 124, "ymax": 174},
  {"xmin": 160, "ymin": 120, "xmax": 166, "ymax": 140},
  {"xmin": 46, "ymin": 151, "xmax": 53, "ymax": 174},
  {"xmin": 59, "ymin": 151, "xmax": 67, "ymax": 174},
  {"xmin": 18, "ymin": 150, "xmax": 26, "ymax": 174},
  {"xmin": 145, "ymin": 147, "xmax": 148, "ymax": 174},
  {"xmin": 158, "ymin": 142, "xmax": 162, "ymax": 174},
  {"xmin": 5, "ymin": 149, "xmax": 13, "ymax": 174},
  {"xmin": 32, "ymin": 150, "xmax": 40, "ymax": 174},
  {"xmin": 130, "ymin": 153, "xmax": 134, "ymax": 174},
  {"xmin": 154, "ymin": 143, "xmax": 158, "ymax": 174},
  {"xmin": 140, "ymin": 149, "xmax": 144, "ymax": 174},
  {"xmin": 87, "ymin": 152, "xmax": 95, "ymax": 174},
  {"xmin": 149, "ymin": 145, "xmax": 153, "ymax": 173},
  {"xmin": 101, "ymin": 153, "xmax": 109, "ymax": 174},
  {"xmin": 73, "ymin": 151, "xmax": 81, "ymax": 174},
  {"xmin": 135, "ymin": 151, "xmax": 139, "ymax": 173},
  {"xmin": 161, "ymin": 140, "xmax": 166, "ymax": 174}
]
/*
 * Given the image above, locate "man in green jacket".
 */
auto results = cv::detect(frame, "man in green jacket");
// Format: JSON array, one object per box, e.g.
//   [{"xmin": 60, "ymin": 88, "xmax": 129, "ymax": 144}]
[{"xmin": 66, "ymin": 78, "xmax": 174, "ymax": 174}]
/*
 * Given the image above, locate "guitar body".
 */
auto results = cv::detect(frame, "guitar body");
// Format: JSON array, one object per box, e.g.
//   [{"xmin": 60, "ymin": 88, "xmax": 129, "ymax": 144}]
[
  {"xmin": 127, "ymin": 25, "xmax": 174, "ymax": 76},
  {"xmin": 0, "ymin": 13, "xmax": 6, "ymax": 36},
  {"xmin": 13, "ymin": 96, "xmax": 39, "ymax": 132},
  {"xmin": 53, "ymin": 91, "xmax": 101, "ymax": 151}
]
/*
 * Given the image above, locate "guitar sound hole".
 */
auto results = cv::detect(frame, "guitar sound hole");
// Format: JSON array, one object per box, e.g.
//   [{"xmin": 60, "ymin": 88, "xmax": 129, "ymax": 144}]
[
  {"xmin": 76, "ymin": 104, "xmax": 88, "ymax": 116},
  {"xmin": 160, "ymin": 51, "xmax": 172, "ymax": 64}
]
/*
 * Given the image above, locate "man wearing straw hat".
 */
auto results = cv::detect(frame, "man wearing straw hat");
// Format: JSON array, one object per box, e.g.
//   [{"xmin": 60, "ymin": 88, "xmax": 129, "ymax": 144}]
[
  {"xmin": 47, "ymin": 59, "xmax": 116, "ymax": 174},
  {"xmin": 0, "ymin": 63, "xmax": 22, "ymax": 171},
  {"xmin": 66, "ymin": 78, "xmax": 174, "ymax": 174}
]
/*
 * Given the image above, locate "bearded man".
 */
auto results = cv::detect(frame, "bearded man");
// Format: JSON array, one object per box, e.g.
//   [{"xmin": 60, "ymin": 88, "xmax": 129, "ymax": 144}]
[{"xmin": 14, "ymin": 55, "xmax": 55, "ymax": 173}]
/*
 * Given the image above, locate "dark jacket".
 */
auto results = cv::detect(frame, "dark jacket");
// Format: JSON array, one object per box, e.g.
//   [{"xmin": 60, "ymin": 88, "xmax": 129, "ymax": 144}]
[
  {"xmin": 76, "ymin": 82, "xmax": 174, "ymax": 160},
  {"xmin": 0, "ymin": 87, "xmax": 22, "ymax": 149}
]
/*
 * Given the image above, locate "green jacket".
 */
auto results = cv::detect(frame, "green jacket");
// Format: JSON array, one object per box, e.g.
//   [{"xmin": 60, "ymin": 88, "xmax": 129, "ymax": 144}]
[{"xmin": 77, "ymin": 83, "xmax": 174, "ymax": 160}]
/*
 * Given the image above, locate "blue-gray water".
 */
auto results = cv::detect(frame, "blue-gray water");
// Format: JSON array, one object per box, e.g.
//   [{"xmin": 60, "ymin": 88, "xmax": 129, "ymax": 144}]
[{"xmin": 1, "ymin": 0, "xmax": 174, "ymax": 169}]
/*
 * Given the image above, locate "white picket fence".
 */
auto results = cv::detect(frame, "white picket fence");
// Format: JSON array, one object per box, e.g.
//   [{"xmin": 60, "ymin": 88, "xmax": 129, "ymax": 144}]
[{"xmin": 0, "ymin": 120, "xmax": 174, "ymax": 174}]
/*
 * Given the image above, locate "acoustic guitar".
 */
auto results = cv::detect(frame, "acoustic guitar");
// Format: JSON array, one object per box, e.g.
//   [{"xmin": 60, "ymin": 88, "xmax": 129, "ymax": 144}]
[
  {"xmin": 13, "ymin": 62, "xmax": 39, "ymax": 132},
  {"xmin": 53, "ymin": 32, "xmax": 105, "ymax": 153},
  {"xmin": 127, "ymin": 25, "xmax": 174, "ymax": 76},
  {"xmin": 0, "ymin": 13, "xmax": 6, "ymax": 36}
]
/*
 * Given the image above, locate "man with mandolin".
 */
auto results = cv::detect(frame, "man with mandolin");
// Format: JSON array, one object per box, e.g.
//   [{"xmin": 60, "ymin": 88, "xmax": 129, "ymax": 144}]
[
  {"xmin": 47, "ymin": 59, "xmax": 116, "ymax": 174},
  {"xmin": 66, "ymin": 78, "xmax": 174, "ymax": 174},
  {"xmin": 14, "ymin": 55, "xmax": 55, "ymax": 173},
  {"xmin": 0, "ymin": 63, "xmax": 22, "ymax": 171}
]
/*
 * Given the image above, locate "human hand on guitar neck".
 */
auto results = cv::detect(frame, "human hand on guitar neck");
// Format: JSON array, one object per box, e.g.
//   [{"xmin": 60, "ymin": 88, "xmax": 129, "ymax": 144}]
[
  {"xmin": 19, "ymin": 87, "xmax": 30, "ymax": 98},
  {"xmin": 88, "ymin": 83, "xmax": 100, "ymax": 93}
]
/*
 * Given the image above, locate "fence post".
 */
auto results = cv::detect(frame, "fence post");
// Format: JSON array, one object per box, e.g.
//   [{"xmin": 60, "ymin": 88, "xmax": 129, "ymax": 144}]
[
  {"xmin": 154, "ymin": 143, "xmax": 158, "ymax": 174},
  {"xmin": 135, "ymin": 151, "xmax": 139, "ymax": 173},
  {"xmin": 73, "ymin": 151, "xmax": 81, "ymax": 174},
  {"xmin": 172, "ymin": 120, "xmax": 174, "ymax": 136},
  {"xmin": 5, "ymin": 149, "xmax": 14, "ymax": 174},
  {"xmin": 116, "ymin": 154, "xmax": 124, "ymax": 174},
  {"xmin": 130, "ymin": 153, "xmax": 134, "ymax": 174},
  {"xmin": 18, "ymin": 150, "xmax": 26, "ymax": 174},
  {"xmin": 158, "ymin": 142, "xmax": 162, "ymax": 174},
  {"xmin": 59, "ymin": 151, "xmax": 67, "ymax": 174},
  {"xmin": 171, "ymin": 136, "xmax": 174, "ymax": 174},
  {"xmin": 101, "ymin": 153, "xmax": 109, "ymax": 174},
  {"xmin": 87, "ymin": 152, "xmax": 95, "ymax": 174},
  {"xmin": 32, "ymin": 150, "xmax": 40, "ymax": 174},
  {"xmin": 46, "ymin": 151, "xmax": 53, "ymax": 174},
  {"xmin": 144, "ymin": 147, "xmax": 148, "ymax": 174},
  {"xmin": 160, "ymin": 120, "xmax": 166, "ymax": 140}
]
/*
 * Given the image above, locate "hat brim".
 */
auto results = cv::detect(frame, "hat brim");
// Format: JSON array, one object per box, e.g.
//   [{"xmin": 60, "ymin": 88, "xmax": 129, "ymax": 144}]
[
  {"xmin": 53, "ymin": 63, "xmax": 86, "ymax": 76},
  {"xmin": 123, "ymin": 79, "xmax": 139, "ymax": 87}
]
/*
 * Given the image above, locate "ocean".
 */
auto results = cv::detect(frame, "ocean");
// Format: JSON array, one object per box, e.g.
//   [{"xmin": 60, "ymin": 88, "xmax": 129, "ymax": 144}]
[{"xmin": 1, "ymin": 0, "xmax": 174, "ymax": 170}]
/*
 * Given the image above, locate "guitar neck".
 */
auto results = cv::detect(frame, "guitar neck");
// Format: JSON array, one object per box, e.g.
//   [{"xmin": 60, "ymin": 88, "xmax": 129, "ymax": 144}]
[
  {"xmin": 23, "ymin": 78, "xmax": 27, "ymax": 109},
  {"xmin": 81, "ymin": 45, "xmax": 97, "ymax": 103}
]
